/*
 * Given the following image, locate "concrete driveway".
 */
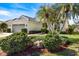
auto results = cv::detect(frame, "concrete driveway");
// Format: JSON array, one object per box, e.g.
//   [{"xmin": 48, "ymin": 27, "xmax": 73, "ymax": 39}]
[
  {"xmin": 0, "ymin": 33, "xmax": 46, "ymax": 38},
  {"xmin": 0, "ymin": 33, "xmax": 13, "ymax": 38}
]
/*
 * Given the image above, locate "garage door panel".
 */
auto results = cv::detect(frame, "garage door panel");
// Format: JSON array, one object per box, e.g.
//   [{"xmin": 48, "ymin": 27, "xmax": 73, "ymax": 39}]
[{"xmin": 12, "ymin": 24, "xmax": 25, "ymax": 32}]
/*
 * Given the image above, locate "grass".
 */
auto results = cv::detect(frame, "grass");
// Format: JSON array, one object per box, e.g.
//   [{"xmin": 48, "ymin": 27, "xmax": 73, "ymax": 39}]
[
  {"xmin": 29, "ymin": 34, "xmax": 79, "ymax": 43},
  {"xmin": 60, "ymin": 34, "xmax": 79, "ymax": 43},
  {"xmin": 61, "ymin": 34, "xmax": 79, "ymax": 39}
]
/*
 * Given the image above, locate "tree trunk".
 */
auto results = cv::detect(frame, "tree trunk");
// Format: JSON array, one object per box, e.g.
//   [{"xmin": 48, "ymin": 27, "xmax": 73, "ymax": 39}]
[{"xmin": 62, "ymin": 19, "xmax": 69, "ymax": 32}]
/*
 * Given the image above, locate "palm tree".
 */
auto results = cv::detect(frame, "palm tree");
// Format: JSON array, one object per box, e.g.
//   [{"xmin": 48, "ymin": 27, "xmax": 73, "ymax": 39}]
[
  {"xmin": 37, "ymin": 5, "xmax": 58, "ymax": 32},
  {"xmin": 37, "ymin": 4, "xmax": 79, "ymax": 33},
  {"xmin": 0, "ymin": 22, "xmax": 8, "ymax": 32},
  {"xmin": 55, "ymin": 3, "xmax": 79, "ymax": 32}
]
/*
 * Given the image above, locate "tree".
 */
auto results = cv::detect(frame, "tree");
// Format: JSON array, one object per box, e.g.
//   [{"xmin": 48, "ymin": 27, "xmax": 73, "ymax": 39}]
[
  {"xmin": 0, "ymin": 22, "xmax": 8, "ymax": 32},
  {"xmin": 37, "ymin": 4, "xmax": 79, "ymax": 33},
  {"xmin": 55, "ymin": 3, "xmax": 79, "ymax": 32},
  {"xmin": 37, "ymin": 5, "xmax": 58, "ymax": 33}
]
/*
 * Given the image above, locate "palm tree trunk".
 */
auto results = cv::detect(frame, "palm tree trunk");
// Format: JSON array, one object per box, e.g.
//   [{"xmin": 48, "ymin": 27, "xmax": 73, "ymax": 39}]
[
  {"xmin": 46, "ymin": 22, "xmax": 54, "ymax": 33},
  {"xmin": 62, "ymin": 19, "xmax": 69, "ymax": 32}
]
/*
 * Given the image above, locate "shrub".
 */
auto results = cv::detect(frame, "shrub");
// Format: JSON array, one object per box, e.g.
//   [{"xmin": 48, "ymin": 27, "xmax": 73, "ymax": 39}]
[
  {"xmin": 44, "ymin": 31, "xmax": 63, "ymax": 52},
  {"xmin": 7, "ymin": 28, "xmax": 11, "ymax": 33},
  {"xmin": 67, "ymin": 25, "xmax": 75, "ymax": 34},
  {"xmin": 0, "ymin": 32, "xmax": 31, "ymax": 54},
  {"xmin": 67, "ymin": 28, "xmax": 73, "ymax": 34},
  {"xmin": 60, "ymin": 31, "xmax": 67, "ymax": 34},
  {"xmin": 41, "ymin": 28, "xmax": 48, "ymax": 34},
  {"xmin": 21, "ymin": 28, "xmax": 27, "ymax": 33},
  {"xmin": 0, "ymin": 22, "xmax": 8, "ymax": 32}
]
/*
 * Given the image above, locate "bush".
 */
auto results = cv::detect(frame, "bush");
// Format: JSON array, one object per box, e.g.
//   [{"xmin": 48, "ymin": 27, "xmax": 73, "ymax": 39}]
[
  {"xmin": 7, "ymin": 28, "xmax": 11, "ymax": 33},
  {"xmin": 21, "ymin": 28, "xmax": 27, "ymax": 33},
  {"xmin": 60, "ymin": 31, "xmax": 67, "ymax": 34},
  {"xmin": 67, "ymin": 25, "xmax": 75, "ymax": 34},
  {"xmin": 0, "ymin": 22, "xmax": 8, "ymax": 32},
  {"xmin": 67, "ymin": 28, "xmax": 73, "ymax": 34},
  {"xmin": 44, "ymin": 31, "xmax": 63, "ymax": 52},
  {"xmin": 41, "ymin": 28, "xmax": 48, "ymax": 34},
  {"xmin": 0, "ymin": 32, "xmax": 31, "ymax": 54}
]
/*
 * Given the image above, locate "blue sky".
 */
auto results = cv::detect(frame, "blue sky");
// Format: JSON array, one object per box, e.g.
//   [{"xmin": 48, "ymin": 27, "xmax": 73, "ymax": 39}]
[
  {"xmin": 0, "ymin": 3, "xmax": 43, "ymax": 21},
  {"xmin": 0, "ymin": 3, "xmax": 74, "ymax": 24}
]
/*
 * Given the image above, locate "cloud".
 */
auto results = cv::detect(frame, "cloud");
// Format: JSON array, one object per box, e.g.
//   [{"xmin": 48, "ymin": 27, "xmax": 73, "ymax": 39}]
[
  {"xmin": 0, "ymin": 3, "xmax": 41, "ymax": 21},
  {"xmin": 11, "ymin": 4, "xmax": 29, "ymax": 11},
  {"xmin": 32, "ymin": 8, "xmax": 37, "ymax": 12},
  {"xmin": 0, "ymin": 19, "xmax": 3, "ymax": 21},
  {"xmin": 0, "ymin": 10, "xmax": 11, "ymax": 16}
]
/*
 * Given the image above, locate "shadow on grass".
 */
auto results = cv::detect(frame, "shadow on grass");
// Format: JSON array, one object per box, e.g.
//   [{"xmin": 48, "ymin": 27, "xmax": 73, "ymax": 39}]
[
  {"xmin": 54, "ymin": 48, "xmax": 77, "ymax": 56},
  {"xmin": 61, "ymin": 35, "xmax": 79, "ymax": 43},
  {"xmin": 68, "ymin": 38, "xmax": 79, "ymax": 43}
]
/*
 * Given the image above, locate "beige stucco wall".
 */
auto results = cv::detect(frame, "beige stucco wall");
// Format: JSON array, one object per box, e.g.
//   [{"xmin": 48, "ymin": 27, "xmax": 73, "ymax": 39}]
[
  {"xmin": 27, "ymin": 21, "xmax": 42, "ymax": 32},
  {"xmin": 6, "ymin": 19, "xmax": 42, "ymax": 32}
]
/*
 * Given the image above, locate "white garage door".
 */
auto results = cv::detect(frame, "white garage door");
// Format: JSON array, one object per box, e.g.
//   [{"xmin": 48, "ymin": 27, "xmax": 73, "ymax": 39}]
[{"xmin": 12, "ymin": 24, "xmax": 25, "ymax": 32}]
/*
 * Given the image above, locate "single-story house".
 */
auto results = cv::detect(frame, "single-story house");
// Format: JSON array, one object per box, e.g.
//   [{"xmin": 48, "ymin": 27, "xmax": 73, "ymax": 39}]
[
  {"xmin": 0, "ymin": 21, "xmax": 3, "ymax": 23},
  {"xmin": 5, "ymin": 15, "xmax": 42, "ymax": 33},
  {"xmin": 0, "ymin": 15, "xmax": 69, "ymax": 33}
]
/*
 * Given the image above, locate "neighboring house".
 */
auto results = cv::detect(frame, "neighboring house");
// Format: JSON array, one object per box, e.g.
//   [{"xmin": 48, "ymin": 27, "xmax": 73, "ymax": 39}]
[
  {"xmin": 0, "ymin": 21, "xmax": 3, "ymax": 23},
  {"xmin": 5, "ymin": 15, "xmax": 42, "ymax": 33}
]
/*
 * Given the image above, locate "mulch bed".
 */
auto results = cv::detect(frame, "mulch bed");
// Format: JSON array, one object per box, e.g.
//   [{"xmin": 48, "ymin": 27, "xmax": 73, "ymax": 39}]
[
  {"xmin": 0, "ymin": 50, "xmax": 7, "ymax": 56},
  {"xmin": 8, "ymin": 46, "xmax": 44, "ymax": 56},
  {"xmin": 0, "ymin": 44, "xmax": 68, "ymax": 56}
]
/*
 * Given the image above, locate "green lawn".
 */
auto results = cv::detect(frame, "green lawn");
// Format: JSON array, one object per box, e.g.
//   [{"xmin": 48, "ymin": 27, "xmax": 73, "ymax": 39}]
[
  {"xmin": 29, "ymin": 34, "xmax": 79, "ymax": 43},
  {"xmin": 61, "ymin": 34, "xmax": 79, "ymax": 39},
  {"xmin": 61, "ymin": 34, "xmax": 79, "ymax": 43}
]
